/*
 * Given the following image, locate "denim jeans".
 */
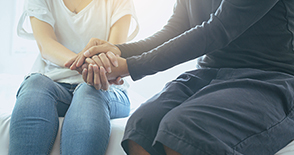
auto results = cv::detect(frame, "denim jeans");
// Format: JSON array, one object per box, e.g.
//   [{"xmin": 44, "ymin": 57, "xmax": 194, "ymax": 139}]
[{"xmin": 9, "ymin": 73, "xmax": 130, "ymax": 155}]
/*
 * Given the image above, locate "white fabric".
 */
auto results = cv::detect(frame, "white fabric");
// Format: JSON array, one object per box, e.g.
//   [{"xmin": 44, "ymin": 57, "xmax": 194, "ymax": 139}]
[{"xmin": 17, "ymin": 0, "xmax": 139, "ymax": 84}]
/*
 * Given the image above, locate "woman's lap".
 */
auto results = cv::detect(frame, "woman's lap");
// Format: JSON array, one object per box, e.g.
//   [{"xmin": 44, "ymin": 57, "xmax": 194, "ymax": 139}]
[
  {"xmin": 123, "ymin": 68, "xmax": 294, "ymax": 155},
  {"xmin": 9, "ymin": 73, "xmax": 130, "ymax": 154}
]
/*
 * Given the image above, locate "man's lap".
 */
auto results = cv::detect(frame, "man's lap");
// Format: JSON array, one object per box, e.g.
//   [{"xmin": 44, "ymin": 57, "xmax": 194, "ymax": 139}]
[{"xmin": 123, "ymin": 68, "xmax": 294, "ymax": 154}]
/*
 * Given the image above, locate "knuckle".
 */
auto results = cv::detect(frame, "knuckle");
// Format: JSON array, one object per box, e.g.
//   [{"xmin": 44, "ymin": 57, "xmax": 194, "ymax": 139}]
[
  {"xmin": 107, "ymin": 51, "xmax": 114, "ymax": 56},
  {"xmin": 99, "ymin": 53, "xmax": 106, "ymax": 58},
  {"xmin": 92, "ymin": 46, "xmax": 99, "ymax": 53},
  {"xmin": 92, "ymin": 55, "xmax": 98, "ymax": 59}
]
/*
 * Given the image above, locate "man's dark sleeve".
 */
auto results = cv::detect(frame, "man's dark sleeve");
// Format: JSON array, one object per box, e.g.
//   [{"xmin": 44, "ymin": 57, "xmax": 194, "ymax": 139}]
[{"xmin": 123, "ymin": 0, "xmax": 280, "ymax": 81}]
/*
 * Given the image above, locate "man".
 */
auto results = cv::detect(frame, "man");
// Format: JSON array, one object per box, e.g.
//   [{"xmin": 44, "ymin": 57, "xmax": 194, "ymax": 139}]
[{"xmin": 66, "ymin": 0, "xmax": 294, "ymax": 154}]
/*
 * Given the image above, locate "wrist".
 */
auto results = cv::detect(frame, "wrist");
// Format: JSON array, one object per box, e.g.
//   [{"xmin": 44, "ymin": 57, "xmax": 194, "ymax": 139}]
[
  {"xmin": 109, "ymin": 57, "xmax": 129, "ymax": 79},
  {"xmin": 119, "ymin": 58, "xmax": 129, "ymax": 78},
  {"xmin": 114, "ymin": 45, "xmax": 122, "ymax": 56}
]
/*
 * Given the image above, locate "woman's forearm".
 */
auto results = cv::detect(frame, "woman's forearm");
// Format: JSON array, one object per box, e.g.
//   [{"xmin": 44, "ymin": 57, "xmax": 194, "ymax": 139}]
[
  {"xmin": 38, "ymin": 38, "xmax": 77, "ymax": 67},
  {"xmin": 30, "ymin": 17, "xmax": 76, "ymax": 67},
  {"xmin": 108, "ymin": 15, "xmax": 131, "ymax": 45}
]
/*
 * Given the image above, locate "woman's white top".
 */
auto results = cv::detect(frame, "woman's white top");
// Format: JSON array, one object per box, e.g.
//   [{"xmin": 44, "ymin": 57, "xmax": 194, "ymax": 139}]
[{"xmin": 17, "ymin": 0, "xmax": 139, "ymax": 87}]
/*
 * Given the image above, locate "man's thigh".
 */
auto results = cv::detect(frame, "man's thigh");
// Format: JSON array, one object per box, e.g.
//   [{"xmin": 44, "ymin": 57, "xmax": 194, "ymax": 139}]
[
  {"xmin": 122, "ymin": 69, "xmax": 219, "ymax": 153},
  {"xmin": 156, "ymin": 69, "xmax": 294, "ymax": 155}
]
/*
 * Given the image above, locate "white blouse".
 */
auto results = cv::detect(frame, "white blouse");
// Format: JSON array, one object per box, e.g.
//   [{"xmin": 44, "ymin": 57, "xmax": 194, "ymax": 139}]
[{"xmin": 17, "ymin": 0, "xmax": 139, "ymax": 85}]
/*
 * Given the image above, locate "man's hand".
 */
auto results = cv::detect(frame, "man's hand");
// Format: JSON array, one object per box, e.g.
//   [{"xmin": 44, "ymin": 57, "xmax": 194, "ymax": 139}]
[
  {"xmin": 64, "ymin": 38, "xmax": 121, "ymax": 70},
  {"xmin": 64, "ymin": 38, "xmax": 124, "ymax": 90},
  {"xmin": 83, "ymin": 56, "xmax": 129, "ymax": 90},
  {"xmin": 64, "ymin": 38, "xmax": 112, "ymax": 69},
  {"xmin": 83, "ymin": 42, "xmax": 121, "ymax": 71}
]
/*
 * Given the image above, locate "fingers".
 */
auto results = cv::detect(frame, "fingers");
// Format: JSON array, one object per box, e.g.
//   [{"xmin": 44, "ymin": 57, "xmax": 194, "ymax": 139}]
[
  {"xmin": 84, "ymin": 43, "xmax": 121, "ymax": 58},
  {"xmin": 82, "ymin": 68, "xmax": 88, "ymax": 82},
  {"xmin": 87, "ymin": 64, "xmax": 94, "ymax": 86},
  {"xmin": 106, "ymin": 51, "xmax": 118, "ymax": 67},
  {"xmin": 64, "ymin": 56, "xmax": 76, "ymax": 68},
  {"xmin": 83, "ymin": 64, "xmax": 110, "ymax": 90},
  {"xmin": 84, "ymin": 46, "xmax": 101, "ymax": 57},
  {"xmin": 99, "ymin": 66, "xmax": 109, "ymax": 90},
  {"xmin": 74, "ymin": 38, "xmax": 101, "ymax": 69},
  {"xmin": 76, "ymin": 54, "xmax": 86, "ymax": 68},
  {"xmin": 93, "ymin": 64, "xmax": 102, "ymax": 90},
  {"xmin": 92, "ymin": 55, "xmax": 103, "ymax": 67},
  {"xmin": 92, "ymin": 52, "xmax": 118, "ymax": 73},
  {"xmin": 70, "ymin": 54, "xmax": 85, "ymax": 70},
  {"xmin": 109, "ymin": 77, "xmax": 124, "ymax": 85},
  {"xmin": 69, "ymin": 58, "xmax": 78, "ymax": 70},
  {"xmin": 86, "ymin": 64, "xmax": 108, "ymax": 90},
  {"xmin": 83, "ymin": 56, "xmax": 115, "ymax": 90},
  {"xmin": 85, "ymin": 58, "xmax": 95, "ymax": 64},
  {"xmin": 99, "ymin": 53, "xmax": 112, "ymax": 73}
]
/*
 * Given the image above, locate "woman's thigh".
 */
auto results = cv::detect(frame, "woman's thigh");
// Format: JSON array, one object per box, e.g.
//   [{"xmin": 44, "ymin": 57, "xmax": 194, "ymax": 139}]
[
  {"xmin": 12, "ymin": 73, "xmax": 73, "ymax": 118},
  {"xmin": 9, "ymin": 73, "xmax": 73, "ymax": 154},
  {"xmin": 61, "ymin": 83, "xmax": 130, "ymax": 154},
  {"xmin": 65, "ymin": 83, "xmax": 130, "ymax": 121}
]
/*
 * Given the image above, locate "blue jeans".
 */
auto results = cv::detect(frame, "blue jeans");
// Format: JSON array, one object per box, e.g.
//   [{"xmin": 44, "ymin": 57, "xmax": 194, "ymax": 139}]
[{"xmin": 9, "ymin": 73, "xmax": 130, "ymax": 155}]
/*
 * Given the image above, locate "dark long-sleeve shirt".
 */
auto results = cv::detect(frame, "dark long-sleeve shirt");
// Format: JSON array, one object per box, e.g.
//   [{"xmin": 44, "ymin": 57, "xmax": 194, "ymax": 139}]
[{"xmin": 117, "ymin": 0, "xmax": 294, "ymax": 81}]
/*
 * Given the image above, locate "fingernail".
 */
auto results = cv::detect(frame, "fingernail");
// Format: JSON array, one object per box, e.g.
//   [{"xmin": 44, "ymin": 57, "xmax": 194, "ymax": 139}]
[
  {"xmin": 88, "ymin": 64, "xmax": 93, "ymax": 70},
  {"xmin": 100, "ymin": 66, "xmax": 106, "ymax": 73},
  {"xmin": 84, "ymin": 50, "xmax": 90, "ymax": 57},
  {"xmin": 93, "ymin": 65, "xmax": 98, "ymax": 72},
  {"xmin": 107, "ymin": 67, "xmax": 111, "ymax": 73},
  {"xmin": 114, "ymin": 61, "xmax": 118, "ymax": 67}
]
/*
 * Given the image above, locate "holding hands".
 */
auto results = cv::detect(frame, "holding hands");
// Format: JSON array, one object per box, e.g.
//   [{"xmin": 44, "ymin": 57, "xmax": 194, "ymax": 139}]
[{"xmin": 64, "ymin": 38, "xmax": 129, "ymax": 90}]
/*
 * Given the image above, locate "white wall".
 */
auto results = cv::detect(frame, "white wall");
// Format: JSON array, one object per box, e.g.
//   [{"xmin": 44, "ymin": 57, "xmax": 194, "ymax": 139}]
[
  {"xmin": 0, "ymin": 1, "xmax": 16, "ymax": 73},
  {"xmin": 0, "ymin": 0, "xmax": 38, "ymax": 75}
]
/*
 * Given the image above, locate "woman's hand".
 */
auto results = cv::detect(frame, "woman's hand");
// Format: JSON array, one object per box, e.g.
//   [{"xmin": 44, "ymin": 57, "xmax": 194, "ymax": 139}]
[
  {"xmin": 64, "ymin": 38, "xmax": 103, "ymax": 69},
  {"xmin": 87, "ymin": 52, "xmax": 119, "ymax": 73},
  {"xmin": 64, "ymin": 38, "xmax": 121, "ymax": 70},
  {"xmin": 83, "ymin": 56, "xmax": 129, "ymax": 90},
  {"xmin": 82, "ymin": 53, "xmax": 124, "ymax": 90}
]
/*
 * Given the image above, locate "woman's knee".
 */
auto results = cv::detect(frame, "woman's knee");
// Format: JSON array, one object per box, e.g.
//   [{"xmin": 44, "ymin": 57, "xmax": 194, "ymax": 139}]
[
  {"xmin": 73, "ymin": 83, "xmax": 103, "ymax": 98},
  {"xmin": 15, "ymin": 73, "xmax": 60, "ymax": 111},
  {"xmin": 17, "ymin": 73, "xmax": 55, "ymax": 97}
]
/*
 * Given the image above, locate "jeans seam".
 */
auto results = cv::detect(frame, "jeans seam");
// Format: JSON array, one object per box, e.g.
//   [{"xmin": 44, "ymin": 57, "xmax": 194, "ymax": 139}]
[
  {"xmin": 46, "ymin": 106, "xmax": 59, "ymax": 155},
  {"xmin": 60, "ymin": 120, "xmax": 63, "ymax": 155}
]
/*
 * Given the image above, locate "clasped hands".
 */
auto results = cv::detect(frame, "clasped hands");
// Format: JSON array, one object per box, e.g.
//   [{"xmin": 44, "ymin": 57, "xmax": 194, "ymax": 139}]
[{"xmin": 64, "ymin": 38, "xmax": 129, "ymax": 90}]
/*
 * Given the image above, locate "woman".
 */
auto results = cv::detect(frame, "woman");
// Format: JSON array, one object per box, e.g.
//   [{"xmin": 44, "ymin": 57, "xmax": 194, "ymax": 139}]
[{"xmin": 9, "ymin": 0, "xmax": 138, "ymax": 154}]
